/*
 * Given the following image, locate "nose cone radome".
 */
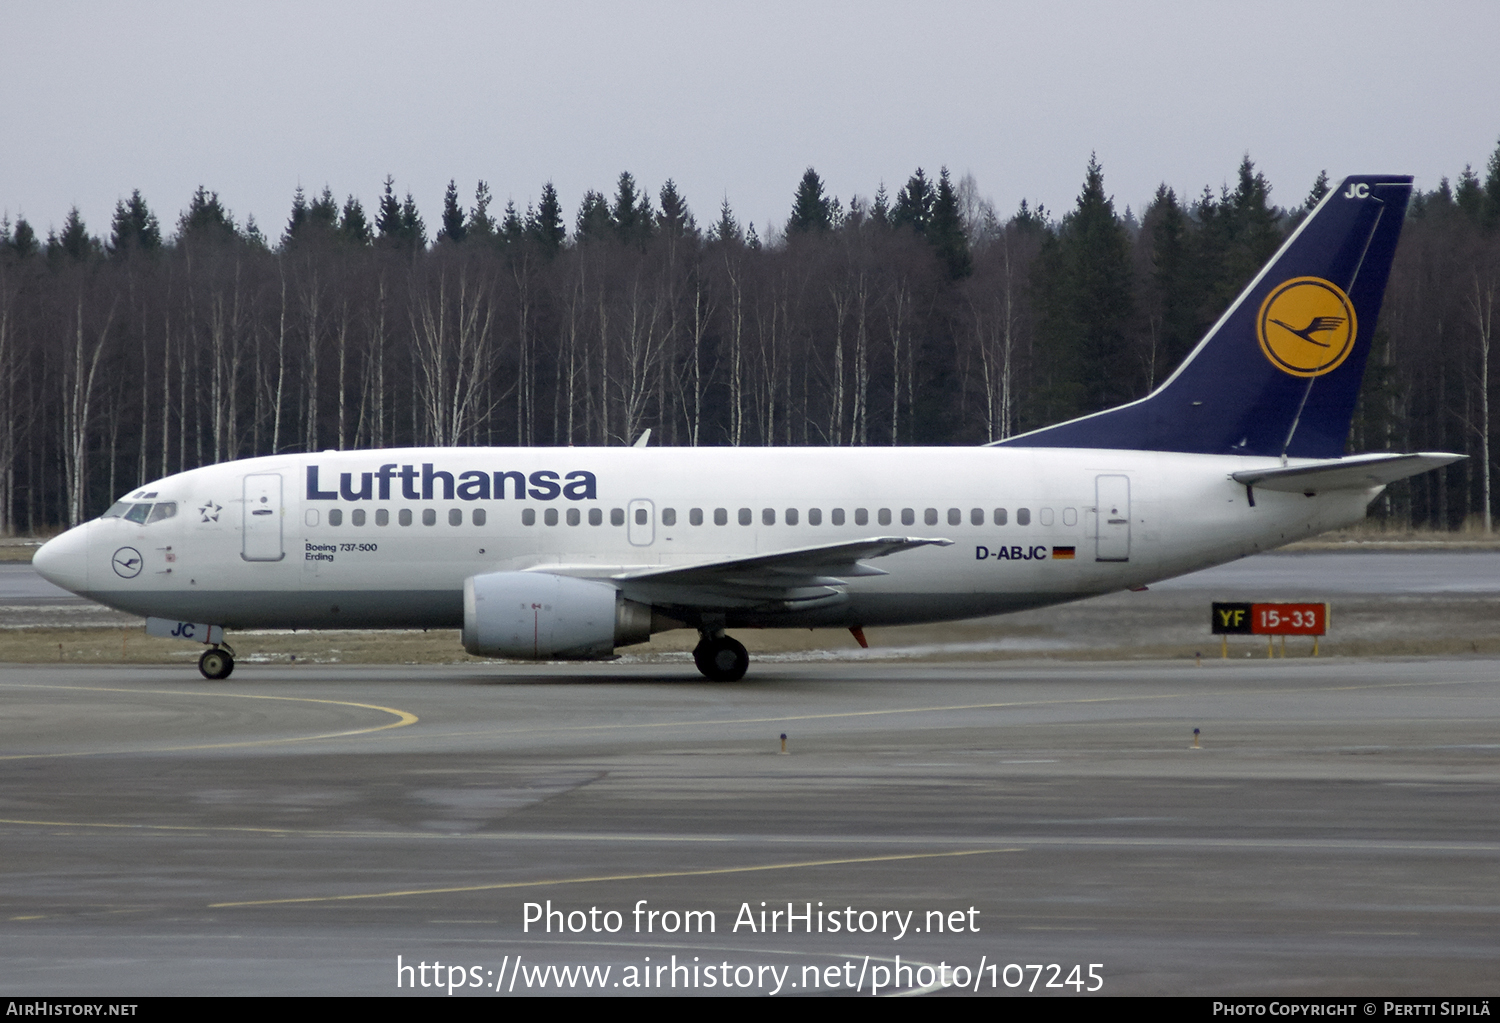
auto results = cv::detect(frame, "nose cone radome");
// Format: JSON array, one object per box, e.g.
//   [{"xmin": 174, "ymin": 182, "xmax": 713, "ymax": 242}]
[{"xmin": 33, "ymin": 524, "xmax": 90, "ymax": 595}]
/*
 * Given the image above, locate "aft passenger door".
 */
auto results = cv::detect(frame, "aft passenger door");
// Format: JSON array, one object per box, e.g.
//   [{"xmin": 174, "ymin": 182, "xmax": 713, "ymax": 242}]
[
  {"xmin": 627, "ymin": 499, "xmax": 655, "ymax": 546},
  {"xmin": 242, "ymin": 473, "xmax": 285, "ymax": 562},
  {"xmin": 1094, "ymin": 474, "xmax": 1130, "ymax": 562}
]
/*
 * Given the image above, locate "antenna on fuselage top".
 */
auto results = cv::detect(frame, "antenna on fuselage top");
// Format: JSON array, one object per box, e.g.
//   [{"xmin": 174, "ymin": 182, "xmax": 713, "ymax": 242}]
[{"xmin": 632, "ymin": 429, "xmax": 652, "ymax": 448}]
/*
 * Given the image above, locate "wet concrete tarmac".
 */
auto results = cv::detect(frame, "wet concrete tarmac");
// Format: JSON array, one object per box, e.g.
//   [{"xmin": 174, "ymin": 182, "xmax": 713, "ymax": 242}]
[{"xmin": 0, "ymin": 657, "xmax": 1495, "ymax": 995}]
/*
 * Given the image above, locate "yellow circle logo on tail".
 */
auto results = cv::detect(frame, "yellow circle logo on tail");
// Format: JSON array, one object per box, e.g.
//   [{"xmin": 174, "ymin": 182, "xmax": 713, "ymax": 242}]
[{"xmin": 1256, "ymin": 277, "xmax": 1357, "ymax": 377}]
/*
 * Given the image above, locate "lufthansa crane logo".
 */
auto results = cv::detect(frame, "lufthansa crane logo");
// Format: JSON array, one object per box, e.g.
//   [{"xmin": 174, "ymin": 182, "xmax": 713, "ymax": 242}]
[
  {"xmin": 1256, "ymin": 277, "xmax": 1357, "ymax": 377},
  {"xmin": 111, "ymin": 546, "xmax": 143, "ymax": 579}
]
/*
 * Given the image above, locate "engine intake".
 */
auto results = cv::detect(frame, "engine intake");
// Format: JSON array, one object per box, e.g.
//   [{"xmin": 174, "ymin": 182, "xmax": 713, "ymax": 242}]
[{"xmin": 462, "ymin": 572, "xmax": 653, "ymax": 660}]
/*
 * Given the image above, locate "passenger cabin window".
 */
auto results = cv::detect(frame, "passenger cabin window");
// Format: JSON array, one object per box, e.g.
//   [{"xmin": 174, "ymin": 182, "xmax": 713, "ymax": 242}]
[
  {"xmin": 854, "ymin": 508, "xmax": 868, "ymax": 526},
  {"xmin": 785, "ymin": 508, "xmax": 798, "ymax": 526},
  {"xmin": 878, "ymin": 509, "xmax": 891, "ymax": 526},
  {"xmin": 970, "ymin": 508, "xmax": 984, "ymax": 526},
  {"xmin": 634, "ymin": 508, "xmax": 647, "ymax": 525},
  {"xmin": 376, "ymin": 509, "xmax": 389, "ymax": 526},
  {"xmin": 901, "ymin": 508, "xmax": 915, "ymax": 526},
  {"xmin": 689, "ymin": 508, "xmax": 703, "ymax": 526},
  {"xmin": 567, "ymin": 508, "xmax": 580, "ymax": 526},
  {"xmin": 449, "ymin": 508, "xmax": 463, "ymax": 526},
  {"xmin": 762, "ymin": 508, "xmax": 775, "ymax": 525},
  {"xmin": 589, "ymin": 508, "xmax": 602, "ymax": 526},
  {"xmin": 739, "ymin": 508, "xmax": 752, "ymax": 526},
  {"xmin": 832, "ymin": 508, "xmax": 845, "ymax": 526},
  {"xmin": 1017, "ymin": 508, "xmax": 1031, "ymax": 526},
  {"xmin": 328, "ymin": 508, "xmax": 343, "ymax": 526},
  {"xmin": 715, "ymin": 508, "xmax": 728, "ymax": 526},
  {"xmin": 352, "ymin": 509, "xmax": 366, "ymax": 526},
  {"xmin": 994, "ymin": 508, "xmax": 1007, "ymax": 525},
  {"xmin": 1039, "ymin": 507, "xmax": 1055, "ymax": 526},
  {"xmin": 925, "ymin": 508, "xmax": 939, "ymax": 526},
  {"xmin": 808, "ymin": 508, "xmax": 821, "ymax": 526},
  {"xmin": 423, "ymin": 508, "xmax": 437, "ymax": 526},
  {"xmin": 1063, "ymin": 507, "xmax": 1077, "ymax": 526},
  {"xmin": 522, "ymin": 508, "xmax": 536, "ymax": 526},
  {"xmin": 611, "ymin": 508, "xmax": 625, "ymax": 526},
  {"xmin": 661, "ymin": 508, "xmax": 676, "ymax": 526},
  {"xmin": 472, "ymin": 509, "xmax": 486, "ymax": 526},
  {"xmin": 146, "ymin": 502, "xmax": 177, "ymax": 524},
  {"xmin": 546, "ymin": 508, "xmax": 559, "ymax": 526},
  {"xmin": 399, "ymin": 509, "xmax": 413, "ymax": 526}
]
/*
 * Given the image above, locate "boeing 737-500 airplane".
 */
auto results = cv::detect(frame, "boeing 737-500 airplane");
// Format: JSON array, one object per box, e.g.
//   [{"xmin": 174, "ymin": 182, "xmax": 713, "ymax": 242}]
[{"xmin": 32, "ymin": 174, "xmax": 1460, "ymax": 681}]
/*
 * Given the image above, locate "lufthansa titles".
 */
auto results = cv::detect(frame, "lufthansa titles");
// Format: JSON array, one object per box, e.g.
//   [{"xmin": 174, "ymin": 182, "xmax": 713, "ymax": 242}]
[{"xmin": 306, "ymin": 464, "xmax": 597, "ymax": 503}]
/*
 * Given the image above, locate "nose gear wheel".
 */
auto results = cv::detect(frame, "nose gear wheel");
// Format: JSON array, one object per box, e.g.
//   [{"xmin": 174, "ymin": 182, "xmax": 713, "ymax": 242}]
[{"xmin": 198, "ymin": 647, "xmax": 235, "ymax": 680}]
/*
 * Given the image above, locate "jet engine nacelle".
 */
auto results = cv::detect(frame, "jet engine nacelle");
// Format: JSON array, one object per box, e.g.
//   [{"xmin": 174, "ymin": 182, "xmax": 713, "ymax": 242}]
[{"xmin": 462, "ymin": 571, "xmax": 652, "ymax": 660}]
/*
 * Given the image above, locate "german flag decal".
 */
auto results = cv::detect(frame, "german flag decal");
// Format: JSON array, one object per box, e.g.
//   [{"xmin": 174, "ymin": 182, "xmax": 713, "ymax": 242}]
[{"xmin": 1052, "ymin": 546, "xmax": 1076, "ymax": 560}]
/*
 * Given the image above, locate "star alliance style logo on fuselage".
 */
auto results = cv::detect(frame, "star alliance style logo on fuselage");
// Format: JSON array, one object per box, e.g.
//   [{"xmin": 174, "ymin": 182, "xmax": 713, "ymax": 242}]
[{"xmin": 1256, "ymin": 277, "xmax": 1357, "ymax": 377}]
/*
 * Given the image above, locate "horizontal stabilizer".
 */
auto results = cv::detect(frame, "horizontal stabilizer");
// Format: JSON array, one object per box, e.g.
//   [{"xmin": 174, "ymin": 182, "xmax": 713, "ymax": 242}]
[{"xmin": 1231, "ymin": 452, "xmax": 1463, "ymax": 493}]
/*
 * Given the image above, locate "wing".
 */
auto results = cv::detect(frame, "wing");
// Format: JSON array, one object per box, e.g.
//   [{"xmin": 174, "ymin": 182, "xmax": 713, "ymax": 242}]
[
  {"xmin": 602, "ymin": 536, "xmax": 953, "ymax": 611},
  {"xmin": 1231, "ymin": 452, "xmax": 1463, "ymax": 493}
]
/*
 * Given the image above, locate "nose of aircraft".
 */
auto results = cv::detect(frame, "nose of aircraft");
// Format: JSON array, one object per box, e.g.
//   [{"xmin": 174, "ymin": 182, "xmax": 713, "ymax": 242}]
[{"xmin": 32, "ymin": 523, "xmax": 90, "ymax": 595}]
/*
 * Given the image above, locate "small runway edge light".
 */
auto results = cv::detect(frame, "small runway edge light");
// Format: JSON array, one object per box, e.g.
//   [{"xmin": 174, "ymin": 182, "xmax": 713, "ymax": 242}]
[{"xmin": 1192, "ymin": 728, "xmax": 1201, "ymax": 750}]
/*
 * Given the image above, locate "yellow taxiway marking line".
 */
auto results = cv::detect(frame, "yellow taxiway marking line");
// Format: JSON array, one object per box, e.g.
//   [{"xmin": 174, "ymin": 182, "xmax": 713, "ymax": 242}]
[
  {"xmin": 0, "ymin": 683, "xmax": 417, "ymax": 759},
  {"xmin": 209, "ymin": 847, "xmax": 1023, "ymax": 907}
]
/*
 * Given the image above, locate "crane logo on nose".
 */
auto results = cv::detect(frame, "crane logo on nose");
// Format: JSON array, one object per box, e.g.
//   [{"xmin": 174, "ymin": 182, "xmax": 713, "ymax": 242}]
[{"xmin": 112, "ymin": 547, "xmax": 143, "ymax": 579}]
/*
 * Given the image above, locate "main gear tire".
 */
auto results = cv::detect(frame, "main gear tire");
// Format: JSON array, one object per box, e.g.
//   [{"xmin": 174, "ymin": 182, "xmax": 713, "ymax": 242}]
[
  {"xmin": 199, "ymin": 648, "xmax": 235, "ymax": 680},
  {"xmin": 693, "ymin": 635, "xmax": 749, "ymax": 682}
]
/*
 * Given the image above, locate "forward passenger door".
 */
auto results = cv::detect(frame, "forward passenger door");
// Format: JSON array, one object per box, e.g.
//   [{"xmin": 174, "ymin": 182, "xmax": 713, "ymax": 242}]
[{"xmin": 242, "ymin": 473, "xmax": 285, "ymax": 562}]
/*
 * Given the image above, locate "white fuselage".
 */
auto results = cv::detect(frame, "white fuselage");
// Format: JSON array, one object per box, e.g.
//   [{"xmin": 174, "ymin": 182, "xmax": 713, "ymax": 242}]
[{"xmin": 36, "ymin": 446, "xmax": 1376, "ymax": 635}]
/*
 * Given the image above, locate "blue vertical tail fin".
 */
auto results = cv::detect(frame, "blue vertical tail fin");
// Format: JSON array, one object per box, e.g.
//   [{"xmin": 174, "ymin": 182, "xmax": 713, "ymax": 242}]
[{"xmin": 997, "ymin": 175, "xmax": 1413, "ymax": 458}]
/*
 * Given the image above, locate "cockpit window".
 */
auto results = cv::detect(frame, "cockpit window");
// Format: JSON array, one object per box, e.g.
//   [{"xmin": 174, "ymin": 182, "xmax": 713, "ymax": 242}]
[{"xmin": 105, "ymin": 499, "xmax": 178, "ymax": 524}]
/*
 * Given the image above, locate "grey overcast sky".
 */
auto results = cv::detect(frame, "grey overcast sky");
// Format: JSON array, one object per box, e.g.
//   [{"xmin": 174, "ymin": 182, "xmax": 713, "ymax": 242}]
[{"xmin": 4, "ymin": 0, "xmax": 1498, "ymax": 241}]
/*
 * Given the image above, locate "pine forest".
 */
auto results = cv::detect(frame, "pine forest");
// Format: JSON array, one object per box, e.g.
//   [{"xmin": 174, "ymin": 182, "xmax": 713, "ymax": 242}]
[{"xmin": 1, "ymin": 146, "xmax": 1498, "ymax": 534}]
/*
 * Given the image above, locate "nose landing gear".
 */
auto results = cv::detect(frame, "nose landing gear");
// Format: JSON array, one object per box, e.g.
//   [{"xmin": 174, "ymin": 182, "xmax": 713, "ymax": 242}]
[
  {"xmin": 198, "ymin": 644, "xmax": 235, "ymax": 680},
  {"xmin": 145, "ymin": 619, "xmax": 235, "ymax": 679},
  {"xmin": 693, "ymin": 632, "xmax": 749, "ymax": 682}
]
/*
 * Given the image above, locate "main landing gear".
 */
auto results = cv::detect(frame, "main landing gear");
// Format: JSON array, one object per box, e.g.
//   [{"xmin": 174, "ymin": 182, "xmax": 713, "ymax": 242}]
[
  {"xmin": 693, "ymin": 631, "xmax": 749, "ymax": 682},
  {"xmin": 198, "ymin": 644, "xmax": 235, "ymax": 680}
]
